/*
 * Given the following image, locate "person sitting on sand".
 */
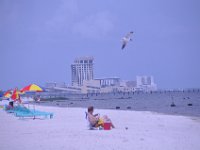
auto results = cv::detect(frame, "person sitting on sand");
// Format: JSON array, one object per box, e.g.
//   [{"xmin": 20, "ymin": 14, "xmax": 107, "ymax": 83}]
[{"xmin": 87, "ymin": 106, "xmax": 115, "ymax": 128}]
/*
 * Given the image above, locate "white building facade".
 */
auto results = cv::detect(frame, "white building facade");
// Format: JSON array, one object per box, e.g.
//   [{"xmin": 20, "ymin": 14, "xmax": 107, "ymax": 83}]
[{"xmin": 71, "ymin": 57, "xmax": 94, "ymax": 86}]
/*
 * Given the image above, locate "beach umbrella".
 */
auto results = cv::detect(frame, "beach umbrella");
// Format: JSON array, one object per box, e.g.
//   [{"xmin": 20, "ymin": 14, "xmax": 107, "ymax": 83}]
[
  {"xmin": 21, "ymin": 84, "xmax": 44, "ymax": 93},
  {"xmin": 11, "ymin": 88, "xmax": 20, "ymax": 102},
  {"xmin": 21, "ymin": 84, "xmax": 44, "ymax": 112},
  {"xmin": 3, "ymin": 90, "xmax": 12, "ymax": 98}
]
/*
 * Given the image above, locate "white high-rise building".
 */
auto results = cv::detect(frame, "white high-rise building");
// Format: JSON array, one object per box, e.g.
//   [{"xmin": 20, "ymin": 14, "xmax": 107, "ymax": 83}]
[{"xmin": 71, "ymin": 57, "xmax": 94, "ymax": 86}]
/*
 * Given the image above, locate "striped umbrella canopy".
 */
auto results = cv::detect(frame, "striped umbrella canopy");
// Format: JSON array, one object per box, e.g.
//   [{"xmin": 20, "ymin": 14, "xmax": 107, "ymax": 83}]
[
  {"xmin": 3, "ymin": 90, "xmax": 12, "ymax": 98},
  {"xmin": 21, "ymin": 84, "xmax": 44, "ymax": 93}
]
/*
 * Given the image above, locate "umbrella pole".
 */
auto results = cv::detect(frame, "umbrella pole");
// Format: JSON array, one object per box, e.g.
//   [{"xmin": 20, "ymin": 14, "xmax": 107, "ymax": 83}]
[
  {"xmin": 34, "ymin": 102, "xmax": 35, "ymax": 112},
  {"xmin": 33, "ymin": 101, "xmax": 36, "ymax": 120}
]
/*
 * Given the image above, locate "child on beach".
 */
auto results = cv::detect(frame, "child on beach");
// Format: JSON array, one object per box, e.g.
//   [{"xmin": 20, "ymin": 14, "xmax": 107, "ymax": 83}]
[{"xmin": 87, "ymin": 106, "xmax": 115, "ymax": 128}]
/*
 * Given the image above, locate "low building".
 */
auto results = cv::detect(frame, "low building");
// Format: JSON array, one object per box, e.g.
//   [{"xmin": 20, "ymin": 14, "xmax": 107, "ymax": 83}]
[
  {"xmin": 82, "ymin": 80, "xmax": 101, "ymax": 93},
  {"xmin": 45, "ymin": 82, "xmax": 66, "ymax": 88},
  {"xmin": 136, "ymin": 76, "xmax": 157, "ymax": 91},
  {"xmin": 95, "ymin": 77, "xmax": 120, "ymax": 87},
  {"xmin": 81, "ymin": 77, "xmax": 121, "ymax": 93}
]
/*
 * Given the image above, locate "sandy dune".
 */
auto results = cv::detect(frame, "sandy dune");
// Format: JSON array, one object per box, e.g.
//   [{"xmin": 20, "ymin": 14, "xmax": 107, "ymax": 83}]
[{"xmin": 0, "ymin": 105, "xmax": 200, "ymax": 150}]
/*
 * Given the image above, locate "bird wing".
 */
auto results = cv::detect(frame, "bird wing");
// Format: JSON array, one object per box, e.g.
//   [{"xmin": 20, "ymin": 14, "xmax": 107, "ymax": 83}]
[
  {"xmin": 125, "ymin": 31, "xmax": 133, "ymax": 38},
  {"xmin": 121, "ymin": 41, "xmax": 126, "ymax": 49}
]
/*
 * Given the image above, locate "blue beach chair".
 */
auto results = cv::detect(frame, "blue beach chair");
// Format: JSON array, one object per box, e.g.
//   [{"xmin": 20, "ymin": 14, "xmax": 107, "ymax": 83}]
[
  {"xmin": 4, "ymin": 104, "xmax": 53, "ymax": 119},
  {"xmin": 15, "ymin": 109, "xmax": 53, "ymax": 119}
]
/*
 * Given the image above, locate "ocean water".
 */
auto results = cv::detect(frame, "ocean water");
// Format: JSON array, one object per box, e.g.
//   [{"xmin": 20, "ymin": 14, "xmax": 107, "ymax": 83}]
[{"xmin": 37, "ymin": 90, "xmax": 200, "ymax": 117}]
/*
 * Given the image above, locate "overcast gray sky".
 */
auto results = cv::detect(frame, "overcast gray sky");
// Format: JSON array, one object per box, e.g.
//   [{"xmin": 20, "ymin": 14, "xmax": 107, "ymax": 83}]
[{"xmin": 0, "ymin": 0, "xmax": 200, "ymax": 90}]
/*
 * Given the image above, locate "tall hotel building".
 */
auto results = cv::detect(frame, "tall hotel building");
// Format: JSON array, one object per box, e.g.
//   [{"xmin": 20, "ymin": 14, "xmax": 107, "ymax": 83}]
[{"xmin": 71, "ymin": 57, "xmax": 94, "ymax": 86}]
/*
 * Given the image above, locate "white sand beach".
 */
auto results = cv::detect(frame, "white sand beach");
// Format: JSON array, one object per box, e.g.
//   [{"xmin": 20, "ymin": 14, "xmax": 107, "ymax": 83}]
[{"xmin": 0, "ymin": 105, "xmax": 200, "ymax": 150}]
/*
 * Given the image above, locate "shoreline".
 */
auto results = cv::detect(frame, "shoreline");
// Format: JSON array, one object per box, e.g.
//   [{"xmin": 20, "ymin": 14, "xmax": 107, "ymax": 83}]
[
  {"xmin": 29, "ymin": 90, "xmax": 200, "ymax": 117},
  {"xmin": 33, "ymin": 98, "xmax": 200, "ymax": 118}
]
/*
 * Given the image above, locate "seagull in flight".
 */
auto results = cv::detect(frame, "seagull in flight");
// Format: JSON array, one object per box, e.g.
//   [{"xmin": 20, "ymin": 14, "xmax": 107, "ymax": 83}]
[{"xmin": 121, "ymin": 31, "xmax": 134, "ymax": 50}]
